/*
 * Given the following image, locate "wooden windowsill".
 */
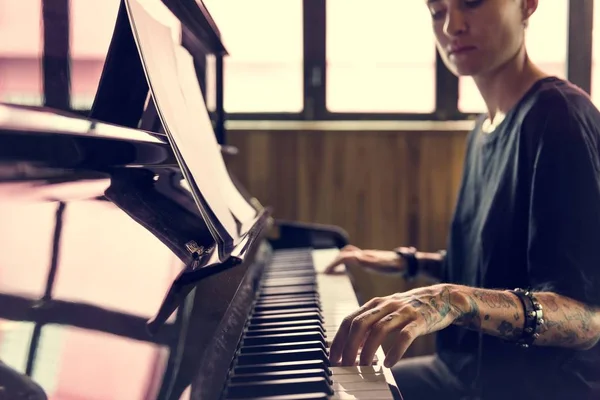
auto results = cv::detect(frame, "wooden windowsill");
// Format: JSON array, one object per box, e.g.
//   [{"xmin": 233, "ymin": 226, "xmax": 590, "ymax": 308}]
[{"xmin": 225, "ymin": 119, "xmax": 477, "ymax": 132}]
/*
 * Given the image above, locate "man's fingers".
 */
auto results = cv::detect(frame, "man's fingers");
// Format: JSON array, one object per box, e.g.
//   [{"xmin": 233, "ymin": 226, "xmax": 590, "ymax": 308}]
[
  {"xmin": 329, "ymin": 298, "xmax": 381, "ymax": 363},
  {"xmin": 383, "ymin": 322, "xmax": 422, "ymax": 368},
  {"xmin": 328, "ymin": 308, "xmax": 367, "ymax": 363},
  {"xmin": 323, "ymin": 259, "xmax": 345, "ymax": 274},
  {"xmin": 323, "ymin": 246, "xmax": 360, "ymax": 274},
  {"xmin": 323, "ymin": 255, "xmax": 354, "ymax": 274},
  {"xmin": 340, "ymin": 301, "xmax": 399, "ymax": 366},
  {"xmin": 359, "ymin": 312, "xmax": 412, "ymax": 366}
]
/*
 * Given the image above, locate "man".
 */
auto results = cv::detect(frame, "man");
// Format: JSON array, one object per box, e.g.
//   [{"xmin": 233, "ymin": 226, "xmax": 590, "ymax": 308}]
[{"xmin": 324, "ymin": 1, "xmax": 600, "ymax": 399}]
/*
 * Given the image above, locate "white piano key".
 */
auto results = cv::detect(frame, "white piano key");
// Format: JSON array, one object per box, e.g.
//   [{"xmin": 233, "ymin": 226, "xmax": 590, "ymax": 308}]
[
  {"xmin": 331, "ymin": 391, "xmax": 395, "ymax": 399},
  {"xmin": 333, "ymin": 373, "xmax": 386, "ymax": 383},
  {"xmin": 330, "ymin": 366, "xmax": 384, "ymax": 375},
  {"xmin": 333, "ymin": 380, "xmax": 391, "ymax": 391}
]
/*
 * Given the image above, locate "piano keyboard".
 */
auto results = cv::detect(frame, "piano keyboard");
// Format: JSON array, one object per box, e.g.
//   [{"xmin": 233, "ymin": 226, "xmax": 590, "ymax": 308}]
[{"xmin": 223, "ymin": 248, "xmax": 399, "ymax": 400}]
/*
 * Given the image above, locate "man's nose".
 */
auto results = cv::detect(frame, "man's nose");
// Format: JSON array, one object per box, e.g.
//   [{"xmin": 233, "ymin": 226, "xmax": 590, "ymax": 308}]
[{"xmin": 443, "ymin": 8, "xmax": 468, "ymax": 37}]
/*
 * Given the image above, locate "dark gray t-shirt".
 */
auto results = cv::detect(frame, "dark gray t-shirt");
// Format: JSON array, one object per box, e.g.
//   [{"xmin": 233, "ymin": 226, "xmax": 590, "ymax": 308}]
[{"xmin": 438, "ymin": 77, "xmax": 600, "ymax": 399}]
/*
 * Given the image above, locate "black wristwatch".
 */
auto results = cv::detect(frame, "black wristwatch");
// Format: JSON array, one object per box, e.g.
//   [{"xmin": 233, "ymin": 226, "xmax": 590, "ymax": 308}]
[{"xmin": 394, "ymin": 246, "xmax": 419, "ymax": 280}]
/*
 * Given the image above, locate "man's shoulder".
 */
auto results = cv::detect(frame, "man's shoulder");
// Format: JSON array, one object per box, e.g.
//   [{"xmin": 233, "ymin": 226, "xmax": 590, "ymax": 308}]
[
  {"xmin": 514, "ymin": 78, "xmax": 600, "ymax": 151},
  {"xmin": 519, "ymin": 78, "xmax": 599, "ymax": 130}
]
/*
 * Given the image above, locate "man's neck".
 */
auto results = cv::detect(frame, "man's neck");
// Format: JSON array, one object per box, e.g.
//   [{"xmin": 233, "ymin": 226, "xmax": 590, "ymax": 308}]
[{"xmin": 473, "ymin": 46, "xmax": 549, "ymax": 123}]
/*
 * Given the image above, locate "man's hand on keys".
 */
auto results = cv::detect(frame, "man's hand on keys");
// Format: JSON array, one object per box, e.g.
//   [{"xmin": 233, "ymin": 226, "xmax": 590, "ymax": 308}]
[
  {"xmin": 323, "ymin": 245, "xmax": 407, "ymax": 275},
  {"xmin": 329, "ymin": 284, "xmax": 462, "ymax": 368}
]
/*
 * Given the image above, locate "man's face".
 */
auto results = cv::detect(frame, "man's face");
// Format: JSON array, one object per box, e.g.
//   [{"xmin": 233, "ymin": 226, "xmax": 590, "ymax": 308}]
[{"xmin": 427, "ymin": 0, "xmax": 533, "ymax": 77}]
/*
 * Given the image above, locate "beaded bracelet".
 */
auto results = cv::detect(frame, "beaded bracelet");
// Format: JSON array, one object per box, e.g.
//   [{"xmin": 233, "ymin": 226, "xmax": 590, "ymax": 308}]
[{"xmin": 510, "ymin": 288, "xmax": 544, "ymax": 348}]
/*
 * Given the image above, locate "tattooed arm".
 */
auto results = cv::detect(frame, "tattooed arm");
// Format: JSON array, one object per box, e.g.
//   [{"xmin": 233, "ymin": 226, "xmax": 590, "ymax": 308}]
[
  {"xmin": 451, "ymin": 286, "xmax": 600, "ymax": 350},
  {"xmin": 329, "ymin": 283, "xmax": 600, "ymax": 368}
]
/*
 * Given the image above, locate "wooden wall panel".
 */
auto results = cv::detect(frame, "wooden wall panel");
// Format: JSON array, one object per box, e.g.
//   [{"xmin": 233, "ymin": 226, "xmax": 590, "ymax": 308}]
[{"xmin": 227, "ymin": 129, "xmax": 469, "ymax": 252}]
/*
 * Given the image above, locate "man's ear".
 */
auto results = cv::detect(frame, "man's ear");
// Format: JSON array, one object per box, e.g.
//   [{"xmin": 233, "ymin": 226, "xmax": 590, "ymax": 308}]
[{"xmin": 522, "ymin": 0, "xmax": 538, "ymax": 26}]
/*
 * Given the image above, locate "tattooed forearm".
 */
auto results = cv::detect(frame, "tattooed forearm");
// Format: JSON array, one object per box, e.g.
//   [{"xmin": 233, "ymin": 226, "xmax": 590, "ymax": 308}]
[
  {"xmin": 453, "ymin": 296, "xmax": 482, "ymax": 330},
  {"xmin": 534, "ymin": 294, "xmax": 599, "ymax": 350},
  {"xmin": 449, "ymin": 286, "xmax": 600, "ymax": 350},
  {"xmin": 472, "ymin": 290, "xmax": 518, "ymax": 309}
]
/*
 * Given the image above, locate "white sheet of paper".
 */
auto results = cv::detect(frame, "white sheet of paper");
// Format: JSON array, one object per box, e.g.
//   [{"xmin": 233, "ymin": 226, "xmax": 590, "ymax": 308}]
[
  {"xmin": 125, "ymin": 0, "xmax": 239, "ymax": 239},
  {"xmin": 173, "ymin": 46, "xmax": 257, "ymax": 224}
]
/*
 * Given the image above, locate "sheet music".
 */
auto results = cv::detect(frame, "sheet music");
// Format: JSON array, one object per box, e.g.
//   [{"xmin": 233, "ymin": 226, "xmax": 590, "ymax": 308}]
[
  {"xmin": 125, "ymin": 0, "xmax": 239, "ymax": 239},
  {"xmin": 173, "ymin": 46, "xmax": 257, "ymax": 225}
]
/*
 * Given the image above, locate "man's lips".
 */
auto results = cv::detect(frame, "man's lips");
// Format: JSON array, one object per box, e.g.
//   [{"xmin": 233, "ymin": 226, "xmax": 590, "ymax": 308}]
[{"xmin": 448, "ymin": 45, "xmax": 477, "ymax": 56}]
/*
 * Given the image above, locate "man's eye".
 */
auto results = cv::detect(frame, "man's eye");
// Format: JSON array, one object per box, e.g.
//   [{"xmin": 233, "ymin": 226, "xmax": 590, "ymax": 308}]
[
  {"xmin": 464, "ymin": 0, "xmax": 484, "ymax": 8},
  {"xmin": 430, "ymin": 8, "xmax": 445, "ymax": 20}
]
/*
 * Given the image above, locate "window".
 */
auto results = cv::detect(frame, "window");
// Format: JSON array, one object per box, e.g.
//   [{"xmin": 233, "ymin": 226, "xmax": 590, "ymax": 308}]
[
  {"xmin": 592, "ymin": 3, "xmax": 600, "ymax": 107},
  {"xmin": 459, "ymin": 0, "xmax": 569, "ymax": 113},
  {"xmin": 203, "ymin": 0, "xmax": 303, "ymax": 113},
  {"xmin": 70, "ymin": 0, "xmax": 120, "ymax": 110},
  {"xmin": 0, "ymin": 0, "xmax": 43, "ymax": 105},
  {"xmin": 326, "ymin": 0, "xmax": 436, "ymax": 113}
]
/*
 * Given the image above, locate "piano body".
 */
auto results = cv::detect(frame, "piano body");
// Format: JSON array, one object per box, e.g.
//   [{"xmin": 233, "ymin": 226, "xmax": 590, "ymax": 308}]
[{"xmin": 0, "ymin": 1, "xmax": 402, "ymax": 399}]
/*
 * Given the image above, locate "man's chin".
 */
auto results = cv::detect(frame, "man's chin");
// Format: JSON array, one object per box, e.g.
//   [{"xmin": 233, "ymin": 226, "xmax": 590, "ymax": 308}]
[
  {"xmin": 441, "ymin": 60, "xmax": 486, "ymax": 78},
  {"xmin": 452, "ymin": 65, "xmax": 484, "ymax": 78}
]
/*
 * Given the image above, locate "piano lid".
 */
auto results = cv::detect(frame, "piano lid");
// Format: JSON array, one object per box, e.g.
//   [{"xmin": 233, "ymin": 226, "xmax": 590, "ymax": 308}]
[{"xmin": 0, "ymin": 103, "xmax": 177, "ymax": 172}]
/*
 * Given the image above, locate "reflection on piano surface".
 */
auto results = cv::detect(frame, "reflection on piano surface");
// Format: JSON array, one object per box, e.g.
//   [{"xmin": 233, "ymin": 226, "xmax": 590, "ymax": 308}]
[{"xmin": 0, "ymin": 0, "xmax": 402, "ymax": 399}]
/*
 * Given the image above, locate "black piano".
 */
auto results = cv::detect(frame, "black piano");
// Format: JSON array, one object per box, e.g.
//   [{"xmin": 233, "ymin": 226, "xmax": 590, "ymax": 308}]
[{"xmin": 0, "ymin": 1, "xmax": 402, "ymax": 399}]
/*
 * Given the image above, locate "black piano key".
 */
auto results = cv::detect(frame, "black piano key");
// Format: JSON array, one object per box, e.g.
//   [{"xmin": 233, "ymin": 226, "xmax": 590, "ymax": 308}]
[
  {"xmin": 259, "ymin": 287, "xmax": 318, "ymax": 296},
  {"xmin": 233, "ymin": 360, "xmax": 330, "ymax": 375},
  {"xmin": 247, "ymin": 319, "xmax": 324, "ymax": 330},
  {"xmin": 242, "ymin": 331, "xmax": 326, "ymax": 346},
  {"xmin": 225, "ymin": 377, "xmax": 333, "ymax": 399},
  {"xmin": 263, "ymin": 273, "xmax": 315, "ymax": 281},
  {"xmin": 265, "ymin": 265, "xmax": 316, "ymax": 274},
  {"xmin": 264, "ymin": 267, "xmax": 314, "ymax": 274},
  {"xmin": 265, "ymin": 266, "xmax": 314, "ymax": 272},
  {"xmin": 260, "ymin": 284, "xmax": 317, "ymax": 293},
  {"xmin": 240, "ymin": 340, "xmax": 327, "ymax": 354},
  {"xmin": 262, "ymin": 275, "xmax": 316, "ymax": 282},
  {"xmin": 229, "ymin": 368, "xmax": 331, "ymax": 384},
  {"xmin": 254, "ymin": 301, "xmax": 321, "ymax": 312},
  {"xmin": 252, "ymin": 307, "xmax": 321, "ymax": 317},
  {"xmin": 244, "ymin": 325, "xmax": 326, "ymax": 337},
  {"xmin": 271, "ymin": 250, "xmax": 312, "ymax": 257},
  {"xmin": 263, "ymin": 274, "xmax": 316, "ymax": 281},
  {"xmin": 250, "ymin": 312, "xmax": 323, "ymax": 325},
  {"xmin": 267, "ymin": 265, "xmax": 313, "ymax": 270},
  {"xmin": 268, "ymin": 257, "xmax": 313, "ymax": 264},
  {"xmin": 261, "ymin": 281, "xmax": 316, "ymax": 289},
  {"xmin": 235, "ymin": 348, "xmax": 330, "ymax": 366},
  {"xmin": 269, "ymin": 255, "xmax": 312, "ymax": 261},
  {"xmin": 255, "ymin": 296, "xmax": 320, "ymax": 305}
]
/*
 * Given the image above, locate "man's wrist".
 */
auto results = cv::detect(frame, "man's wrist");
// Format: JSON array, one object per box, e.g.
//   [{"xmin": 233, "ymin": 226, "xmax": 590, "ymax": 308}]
[
  {"xmin": 392, "ymin": 248, "xmax": 446, "ymax": 279},
  {"xmin": 418, "ymin": 251, "xmax": 445, "ymax": 279},
  {"xmin": 451, "ymin": 285, "xmax": 471, "ymax": 316},
  {"xmin": 394, "ymin": 247, "xmax": 419, "ymax": 278}
]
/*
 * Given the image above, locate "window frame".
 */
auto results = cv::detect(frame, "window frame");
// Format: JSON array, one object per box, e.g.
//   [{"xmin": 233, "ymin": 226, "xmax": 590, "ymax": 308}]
[
  {"xmin": 40, "ymin": 0, "xmax": 595, "ymax": 122},
  {"xmin": 568, "ymin": 0, "xmax": 594, "ymax": 95},
  {"xmin": 42, "ymin": 0, "xmax": 71, "ymax": 111}
]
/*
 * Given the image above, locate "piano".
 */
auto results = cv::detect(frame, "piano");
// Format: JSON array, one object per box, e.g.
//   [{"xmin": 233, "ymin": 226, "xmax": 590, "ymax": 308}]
[{"xmin": 0, "ymin": 1, "xmax": 402, "ymax": 399}]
